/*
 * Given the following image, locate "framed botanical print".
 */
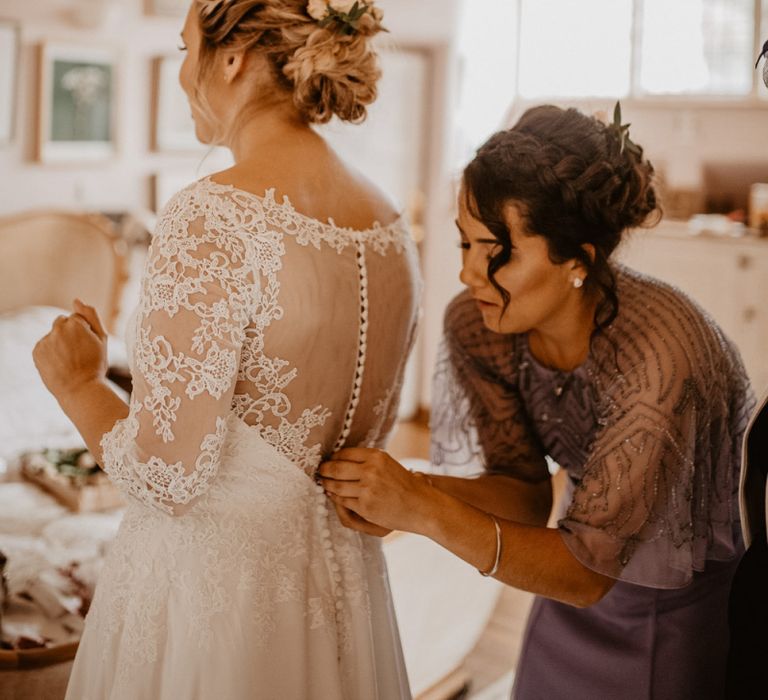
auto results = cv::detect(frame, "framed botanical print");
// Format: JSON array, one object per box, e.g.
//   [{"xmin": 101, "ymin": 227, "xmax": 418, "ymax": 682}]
[
  {"xmin": 151, "ymin": 55, "xmax": 202, "ymax": 152},
  {"xmin": 145, "ymin": 0, "xmax": 189, "ymax": 17},
  {"xmin": 0, "ymin": 20, "xmax": 20, "ymax": 146},
  {"xmin": 37, "ymin": 43, "xmax": 118, "ymax": 163}
]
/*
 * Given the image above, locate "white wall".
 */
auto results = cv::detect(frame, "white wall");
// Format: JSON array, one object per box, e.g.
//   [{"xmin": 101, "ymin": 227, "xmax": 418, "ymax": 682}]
[{"xmin": 0, "ymin": 0, "xmax": 211, "ymax": 213}]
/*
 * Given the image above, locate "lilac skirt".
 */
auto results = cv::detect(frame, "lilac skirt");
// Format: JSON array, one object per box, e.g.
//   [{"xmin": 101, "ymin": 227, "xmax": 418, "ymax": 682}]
[{"xmin": 513, "ymin": 557, "xmax": 738, "ymax": 700}]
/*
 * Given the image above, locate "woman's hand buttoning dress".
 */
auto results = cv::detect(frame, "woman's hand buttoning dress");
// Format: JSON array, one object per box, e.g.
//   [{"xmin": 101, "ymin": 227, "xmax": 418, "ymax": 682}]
[
  {"xmin": 321, "ymin": 104, "xmax": 755, "ymax": 700},
  {"xmin": 34, "ymin": 2, "xmax": 419, "ymax": 698}
]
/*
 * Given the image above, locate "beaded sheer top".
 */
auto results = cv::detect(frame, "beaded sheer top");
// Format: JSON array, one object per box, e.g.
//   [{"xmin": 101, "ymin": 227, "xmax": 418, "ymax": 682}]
[
  {"xmin": 101, "ymin": 177, "xmax": 420, "ymax": 516},
  {"xmin": 431, "ymin": 266, "xmax": 755, "ymax": 588}
]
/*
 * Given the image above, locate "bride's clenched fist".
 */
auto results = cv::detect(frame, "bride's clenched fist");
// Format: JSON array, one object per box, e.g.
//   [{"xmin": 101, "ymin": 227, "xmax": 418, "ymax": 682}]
[{"xmin": 33, "ymin": 299, "xmax": 108, "ymax": 399}]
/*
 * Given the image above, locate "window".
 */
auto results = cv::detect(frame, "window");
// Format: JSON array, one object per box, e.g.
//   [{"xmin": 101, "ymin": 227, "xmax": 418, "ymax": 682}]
[
  {"xmin": 518, "ymin": 0, "xmax": 633, "ymax": 99},
  {"xmin": 513, "ymin": 0, "xmax": 764, "ymax": 100},
  {"xmin": 639, "ymin": 0, "xmax": 754, "ymax": 95}
]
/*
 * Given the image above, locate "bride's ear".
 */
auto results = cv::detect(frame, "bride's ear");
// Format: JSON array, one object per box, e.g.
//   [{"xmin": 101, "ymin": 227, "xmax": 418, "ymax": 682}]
[{"xmin": 222, "ymin": 51, "xmax": 247, "ymax": 84}]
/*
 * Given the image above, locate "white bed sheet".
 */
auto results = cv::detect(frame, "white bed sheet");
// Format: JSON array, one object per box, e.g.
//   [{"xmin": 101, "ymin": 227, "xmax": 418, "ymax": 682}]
[{"xmin": 0, "ymin": 305, "xmax": 127, "ymax": 468}]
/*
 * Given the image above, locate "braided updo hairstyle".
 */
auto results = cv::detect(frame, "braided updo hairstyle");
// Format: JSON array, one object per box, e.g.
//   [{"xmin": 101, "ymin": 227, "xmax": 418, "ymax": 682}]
[
  {"xmin": 463, "ymin": 105, "xmax": 661, "ymax": 335},
  {"xmin": 194, "ymin": 0, "xmax": 384, "ymax": 125}
]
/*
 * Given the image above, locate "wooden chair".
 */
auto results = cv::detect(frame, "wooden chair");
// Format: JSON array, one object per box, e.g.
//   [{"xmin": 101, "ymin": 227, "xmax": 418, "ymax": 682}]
[{"xmin": 0, "ymin": 210, "xmax": 128, "ymax": 333}]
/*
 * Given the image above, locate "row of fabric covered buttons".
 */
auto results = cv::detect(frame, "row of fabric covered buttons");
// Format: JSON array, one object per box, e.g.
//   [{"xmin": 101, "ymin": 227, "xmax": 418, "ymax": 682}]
[
  {"xmin": 332, "ymin": 238, "xmax": 369, "ymax": 452},
  {"xmin": 322, "ymin": 237, "xmax": 370, "ymax": 661}
]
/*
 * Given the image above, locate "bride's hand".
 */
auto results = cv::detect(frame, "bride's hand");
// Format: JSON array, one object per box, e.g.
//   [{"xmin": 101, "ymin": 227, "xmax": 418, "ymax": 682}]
[
  {"xmin": 33, "ymin": 299, "xmax": 108, "ymax": 400},
  {"xmin": 318, "ymin": 448, "xmax": 434, "ymax": 535}
]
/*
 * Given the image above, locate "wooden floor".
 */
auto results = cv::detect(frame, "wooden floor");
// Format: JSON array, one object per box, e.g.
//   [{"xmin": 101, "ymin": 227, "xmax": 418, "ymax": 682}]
[{"xmin": 387, "ymin": 420, "xmax": 534, "ymax": 697}]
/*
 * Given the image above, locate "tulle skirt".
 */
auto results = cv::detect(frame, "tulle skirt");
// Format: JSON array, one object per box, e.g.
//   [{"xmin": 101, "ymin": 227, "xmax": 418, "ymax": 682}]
[{"xmin": 65, "ymin": 417, "xmax": 411, "ymax": 700}]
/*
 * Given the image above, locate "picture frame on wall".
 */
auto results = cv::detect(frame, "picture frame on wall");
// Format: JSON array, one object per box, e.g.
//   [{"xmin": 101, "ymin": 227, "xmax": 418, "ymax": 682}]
[
  {"xmin": 37, "ymin": 43, "xmax": 118, "ymax": 163},
  {"xmin": 151, "ymin": 55, "xmax": 203, "ymax": 152},
  {"xmin": 145, "ymin": 0, "xmax": 189, "ymax": 17},
  {"xmin": 0, "ymin": 19, "xmax": 20, "ymax": 147}
]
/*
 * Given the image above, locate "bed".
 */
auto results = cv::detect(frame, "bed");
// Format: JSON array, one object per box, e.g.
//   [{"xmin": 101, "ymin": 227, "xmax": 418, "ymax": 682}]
[{"xmin": 0, "ymin": 210, "xmax": 504, "ymax": 700}]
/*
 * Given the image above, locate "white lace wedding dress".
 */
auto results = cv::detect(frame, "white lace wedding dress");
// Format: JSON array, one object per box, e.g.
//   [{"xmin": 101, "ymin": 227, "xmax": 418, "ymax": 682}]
[{"xmin": 65, "ymin": 177, "xmax": 419, "ymax": 700}]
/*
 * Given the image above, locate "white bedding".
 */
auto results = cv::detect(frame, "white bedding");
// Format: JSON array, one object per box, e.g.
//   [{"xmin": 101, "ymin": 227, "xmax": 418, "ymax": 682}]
[
  {"xmin": 0, "ymin": 306, "xmax": 128, "ymax": 467},
  {"xmin": 0, "ymin": 306, "xmax": 129, "ymax": 655}
]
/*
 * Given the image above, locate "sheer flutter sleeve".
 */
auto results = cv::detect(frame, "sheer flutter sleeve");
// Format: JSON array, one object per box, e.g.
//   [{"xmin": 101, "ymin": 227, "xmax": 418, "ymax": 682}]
[
  {"xmin": 559, "ymin": 323, "xmax": 752, "ymax": 588},
  {"xmin": 430, "ymin": 291, "xmax": 549, "ymax": 481},
  {"xmin": 100, "ymin": 196, "xmax": 257, "ymax": 516}
]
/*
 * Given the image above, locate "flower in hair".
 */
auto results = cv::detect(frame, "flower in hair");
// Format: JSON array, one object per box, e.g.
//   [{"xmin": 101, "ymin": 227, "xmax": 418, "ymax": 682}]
[
  {"xmin": 307, "ymin": 0, "xmax": 382, "ymax": 34},
  {"xmin": 610, "ymin": 101, "xmax": 641, "ymax": 158}
]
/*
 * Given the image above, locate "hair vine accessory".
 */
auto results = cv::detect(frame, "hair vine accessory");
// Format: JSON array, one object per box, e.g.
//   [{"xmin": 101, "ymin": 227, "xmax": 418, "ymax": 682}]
[
  {"xmin": 609, "ymin": 101, "xmax": 641, "ymax": 158},
  {"xmin": 307, "ymin": 0, "xmax": 383, "ymax": 35}
]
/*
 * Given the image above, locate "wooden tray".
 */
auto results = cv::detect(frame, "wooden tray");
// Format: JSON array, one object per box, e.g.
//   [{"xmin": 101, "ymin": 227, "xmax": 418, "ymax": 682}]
[
  {"xmin": 0, "ymin": 641, "xmax": 78, "ymax": 670},
  {"xmin": 20, "ymin": 459, "xmax": 123, "ymax": 512}
]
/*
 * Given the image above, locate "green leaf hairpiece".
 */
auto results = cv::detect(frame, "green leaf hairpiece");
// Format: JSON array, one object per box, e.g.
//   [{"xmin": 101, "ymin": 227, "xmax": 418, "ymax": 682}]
[
  {"xmin": 318, "ymin": 2, "xmax": 374, "ymax": 35},
  {"xmin": 611, "ymin": 101, "xmax": 641, "ymax": 158}
]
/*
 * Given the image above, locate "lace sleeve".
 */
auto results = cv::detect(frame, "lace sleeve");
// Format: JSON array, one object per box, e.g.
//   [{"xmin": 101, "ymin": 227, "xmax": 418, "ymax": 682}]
[
  {"xmin": 100, "ymin": 195, "xmax": 257, "ymax": 516},
  {"xmin": 430, "ymin": 291, "xmax": 548, "ymax": 481}
]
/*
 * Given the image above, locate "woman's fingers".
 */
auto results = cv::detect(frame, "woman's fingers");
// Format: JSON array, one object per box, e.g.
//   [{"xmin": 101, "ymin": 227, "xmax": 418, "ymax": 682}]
[
  {"xmin": 73, "ymin": 299, "xmax": 107, "ymax": 341},
  {"xmin": 331, "ymin": 447, "xmax": 381, "ymax": 462},
  {"xmin": 323, "ymin": 478, "xmax": 361, "ymax": 498},
  {"xmin": 330, "ymin": 501, "xmax": 391, "ymax": 537},
  {"xmin": 53, "ymin": 313, "xmax": 100, "ymax": 344},
  {"xmin": 318, "ymin": 459, "xmax": 365, "ymax": 481},
  {"xmin": 327, "ymin": 492, "xmax": 362, "ymax": 513}
]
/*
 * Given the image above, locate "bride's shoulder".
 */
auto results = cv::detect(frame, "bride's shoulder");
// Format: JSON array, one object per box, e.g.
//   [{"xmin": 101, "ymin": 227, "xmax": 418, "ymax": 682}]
[
  {"xmin": 206, "ymin": 157, "xmax": 400, "ymax": 230},
  {"xmin": 336, "ymin": 163, "xmax": 399, "ymax": 225},
  {"xmin": 158, "ymin": 176, "xmax": 233, "ymax": 217}
]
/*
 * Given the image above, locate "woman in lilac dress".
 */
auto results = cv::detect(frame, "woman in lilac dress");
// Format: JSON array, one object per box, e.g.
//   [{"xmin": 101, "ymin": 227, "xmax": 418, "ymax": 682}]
[{"xmin": 320, "ymin": 105, "xmax": 755, "ymax": 699}]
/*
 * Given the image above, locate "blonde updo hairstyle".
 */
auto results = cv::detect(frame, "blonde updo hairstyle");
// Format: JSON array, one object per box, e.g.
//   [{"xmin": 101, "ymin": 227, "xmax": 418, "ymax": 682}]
[{"xmin": 193, "ymin": 0, "xmax": 383, "ymax": 131}]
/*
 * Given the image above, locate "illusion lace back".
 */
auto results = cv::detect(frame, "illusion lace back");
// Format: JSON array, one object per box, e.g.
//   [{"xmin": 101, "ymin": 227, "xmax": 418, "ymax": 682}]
[{"xmin": 65, "ymin": 178, "xmax": 419, "ymax": 700}]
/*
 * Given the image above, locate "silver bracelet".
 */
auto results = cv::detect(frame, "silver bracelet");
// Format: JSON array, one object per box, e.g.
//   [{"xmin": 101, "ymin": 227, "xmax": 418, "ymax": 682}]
[{"xmin": 478, "ymin": 514, "xmax": 502, "ymax": 577}]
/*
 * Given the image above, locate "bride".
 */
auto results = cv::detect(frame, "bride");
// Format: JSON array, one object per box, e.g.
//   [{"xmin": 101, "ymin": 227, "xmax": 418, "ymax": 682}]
[{"xmin": 32, "ymin": 1, "xmax": 419, "ymax": 697}]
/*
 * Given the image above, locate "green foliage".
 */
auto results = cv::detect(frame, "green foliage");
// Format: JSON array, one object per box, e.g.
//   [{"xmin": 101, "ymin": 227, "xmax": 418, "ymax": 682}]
[
  {"xmin": 42, "ymin": 447, "xmax": 99, "ymax": 478},
  {"xmin": 319, "ymin": 2, "xmax": 370, "ymax": 35},
  {"xmin": 611, "ymin": 101, "xmax": 642, "ymax": 158}
]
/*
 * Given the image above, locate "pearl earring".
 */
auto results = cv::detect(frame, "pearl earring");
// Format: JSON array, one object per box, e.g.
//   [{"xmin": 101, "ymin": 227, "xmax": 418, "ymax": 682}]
[{"xmin": 572, "ymin": 278, "xmax": 584, "ymax": 289}]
